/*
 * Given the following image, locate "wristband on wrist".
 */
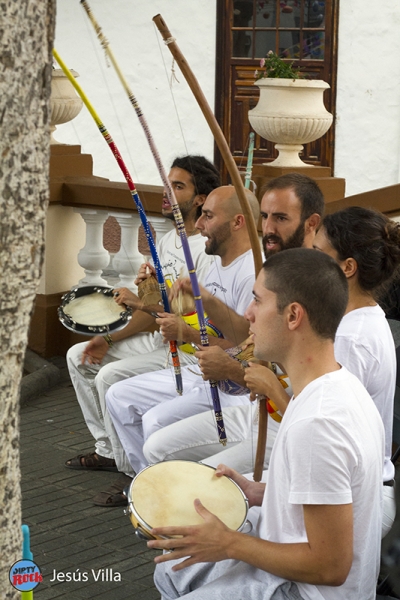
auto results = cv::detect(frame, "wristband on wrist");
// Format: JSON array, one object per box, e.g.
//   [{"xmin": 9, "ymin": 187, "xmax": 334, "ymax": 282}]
[{"xmin": 103, "ymin": 333, "xmax": 114, "ymax": 348}]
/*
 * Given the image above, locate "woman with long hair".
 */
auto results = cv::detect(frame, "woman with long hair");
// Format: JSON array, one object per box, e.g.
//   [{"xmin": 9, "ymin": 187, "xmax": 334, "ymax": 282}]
[
  {"xmin": 312, "ymin": 206, "xmax": 400, "ymax": 536},
  {"xmin": 144, "ymin": 206, "xmax": 400, "ymax": 536}
]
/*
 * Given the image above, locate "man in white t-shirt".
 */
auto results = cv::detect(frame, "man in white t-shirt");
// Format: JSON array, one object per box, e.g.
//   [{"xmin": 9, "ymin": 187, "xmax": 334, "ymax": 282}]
[
  {"xmin": 334, "ymin": 306, "xmax": 396, "ymax": 536},
  {"xmin": 150, "ymin": 248, "xmax": 384, "ymax": 600},
  {"xmin": 143, "ymin": 172, "xmax": 325, "ymax": 472},
  {"xmin": 103, "ymin": 186, "xmax": 260, "ymax": 500},
  {"xmin": 65, "ymin": 156, "xmax": 219, "ymax": 472}
]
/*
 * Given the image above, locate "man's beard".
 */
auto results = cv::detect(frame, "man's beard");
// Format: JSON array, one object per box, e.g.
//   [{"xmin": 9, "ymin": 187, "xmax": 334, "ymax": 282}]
[
  {"xmin": 163, "ymin": 196, "xmax": 195, "ymax": 221},
  {"xmin": 204, "ymin": 221, "xmax": 231, "ymax": 256},
  {"xmin": 262, "ymin": 221, "xmax": 305, "ymax": 258}
]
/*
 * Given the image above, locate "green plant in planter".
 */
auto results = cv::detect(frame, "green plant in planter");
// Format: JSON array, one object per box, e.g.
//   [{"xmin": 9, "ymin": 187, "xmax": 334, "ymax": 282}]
[{"xmin": 255, "ymin": 50, "xmax": 301, "ymax": 80}]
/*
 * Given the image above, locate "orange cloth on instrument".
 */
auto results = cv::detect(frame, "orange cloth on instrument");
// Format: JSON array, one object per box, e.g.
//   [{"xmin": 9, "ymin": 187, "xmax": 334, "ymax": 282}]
[
  {"xmin": 266, "ymin": 374, "xmax": 288, "ymax": 423},
  {"xmin": 267, "ymin": 399, "xmax": 282, "ymax": 423}
]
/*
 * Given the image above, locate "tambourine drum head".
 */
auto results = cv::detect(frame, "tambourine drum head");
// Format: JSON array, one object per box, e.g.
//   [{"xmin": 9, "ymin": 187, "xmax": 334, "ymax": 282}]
[
  {"xmin": 128, "ymin": 461, "xmax": 248, "ymax": 537},
  {"xmin": 58, "ymin": 286, "xmax": 132, "ymax": 335}
]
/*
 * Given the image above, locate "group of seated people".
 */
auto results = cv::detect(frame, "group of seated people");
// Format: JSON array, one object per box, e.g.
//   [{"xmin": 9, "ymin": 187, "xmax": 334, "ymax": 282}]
[{"xmin": 65, "ymin": 155, "xmax": 400, "ymax": 599}]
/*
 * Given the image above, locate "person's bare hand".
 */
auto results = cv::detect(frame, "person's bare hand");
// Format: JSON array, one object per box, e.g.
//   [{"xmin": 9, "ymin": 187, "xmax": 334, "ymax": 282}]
[
  {"xmin": 168, "ymin": 278, "xmax": 193, "ymax": 304},
  {"xmin": 156, "ymin": 313, "xmax": 189, "ymax": 344},
  {"xmin": 113, "ymin": 287, "xmax": 142, "ymax": 310},
  {"xmin": 214, "ymin": 464, "xmax": 265, "ymax": 508},
  {"xmin": 243, "ymin": 363, "xmax": 274, "ymax": 400},
  {"xmin": 134, "ymin": 262, "xmax": 156, "ymax": 286},
  {"xmin": 169, "ymin": 279, "xmax": 212, "ymax": 305},
  {"xmin": 147, "ymin": 498, "xmax": 233, "ymax": 570},
  {"xmin": 244, "ymin": 363, "xmax": 290, "ymax": 412},
  {"xmin": 240, "ymin": 334, "xmax": 254, "ymax": 350},
  {"xmin": 81, "ymin": 336, "xmax": 109, "ymax": 365},
  {"xmin": 195, "ymin": 346, "xmax": 238, "ymax": 381}
]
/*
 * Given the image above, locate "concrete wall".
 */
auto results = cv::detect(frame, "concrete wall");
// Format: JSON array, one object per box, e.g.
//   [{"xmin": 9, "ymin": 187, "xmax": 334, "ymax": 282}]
[
  {"xmin": 38, "ymin": 205, "xmax": 86, "ymax": 295},
  {"xmin": 335, "ymin": 0, "xmax": 400, "ymax": 196},
  {"xmin": 54, "ymin": 0, "xmax": 217, "ymax": 184}
]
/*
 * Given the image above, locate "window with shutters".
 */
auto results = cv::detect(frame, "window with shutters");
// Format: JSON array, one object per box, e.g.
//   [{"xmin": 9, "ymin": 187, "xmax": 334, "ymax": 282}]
[{"xmin": 214, "ymin": 0, "xmax": 339, "ymax": 179}]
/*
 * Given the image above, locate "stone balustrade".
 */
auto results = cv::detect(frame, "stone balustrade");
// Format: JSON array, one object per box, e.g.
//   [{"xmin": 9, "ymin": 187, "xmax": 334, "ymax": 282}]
[
  {"xmin": 51, "ymin": 144, "xmax": 173, "ymax": 287},
  {"xmin": 73, "ymin": 209, "xmax": 173, "ymax": 290},
  {"xmin": 30, "ymin": 144, "xmax": 170, "ymax": 357}
]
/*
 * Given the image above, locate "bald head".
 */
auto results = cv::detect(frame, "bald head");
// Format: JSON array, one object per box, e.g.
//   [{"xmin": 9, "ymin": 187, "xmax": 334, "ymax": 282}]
[
  {"xmin": 196, "ymin": 185, "xmax": 260, "ymax": 263},
  {"xmin": 207, "ymin": 185, "xmax": 260, "ymax": 223}
]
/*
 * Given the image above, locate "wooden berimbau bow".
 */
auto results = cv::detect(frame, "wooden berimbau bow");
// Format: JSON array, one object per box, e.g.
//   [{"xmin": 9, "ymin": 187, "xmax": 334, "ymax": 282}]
[
  {"xmin": 52, "ymin": 48, "xmax": 183, "ymax": 396},
  {"xmin": 79, "ymin": 0, "xmax": 229, "ymax": 447},
  {"xmin": 152, "ymin": 15, "xmax": 267, "ymax": 482}
]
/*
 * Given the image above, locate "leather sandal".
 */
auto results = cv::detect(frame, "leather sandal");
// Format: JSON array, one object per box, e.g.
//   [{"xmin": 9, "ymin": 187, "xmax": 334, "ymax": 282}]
[
  {"xmin": 93, "ymin": 474, "xmax": 133, "ymax": 507},
  {"xmin": 65, "ymin": 452, "xmax": 118, "ymax": 472}
]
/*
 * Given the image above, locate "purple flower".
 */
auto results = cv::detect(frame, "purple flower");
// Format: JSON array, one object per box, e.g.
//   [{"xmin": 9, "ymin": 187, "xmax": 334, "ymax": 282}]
[{"xmin": 260, "ymin": 58, "xmax": 265, "ymax": 67}]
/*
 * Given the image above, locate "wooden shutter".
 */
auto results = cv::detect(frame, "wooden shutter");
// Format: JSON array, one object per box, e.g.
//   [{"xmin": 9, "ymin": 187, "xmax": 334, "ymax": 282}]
[{"xmin": 214, "ymin": 0, "xmax": 339, "ymax": 181}]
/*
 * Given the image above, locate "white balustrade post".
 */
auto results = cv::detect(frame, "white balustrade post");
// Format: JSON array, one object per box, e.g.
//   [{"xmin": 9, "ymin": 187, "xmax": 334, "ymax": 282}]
[
  {"xmin": 110, "ymin": 213, "xmax": 144, "ymax": 291},
  {"xmin": 146, "ymin": 216, "xmax": 174, "ymax": 263},
  {"xmin": 74, "ymin": 209, "xmax": 110, "ymax": 287}
]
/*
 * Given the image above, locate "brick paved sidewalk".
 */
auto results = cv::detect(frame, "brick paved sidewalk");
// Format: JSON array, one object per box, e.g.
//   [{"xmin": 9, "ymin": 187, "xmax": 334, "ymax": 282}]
[
  {"xmin": 20, "ymin": 356, "xmax": 400, "ymax": 599},
  {"xmin": 20, "ymin": 357, "xmax": 160, "ymax": 600}
]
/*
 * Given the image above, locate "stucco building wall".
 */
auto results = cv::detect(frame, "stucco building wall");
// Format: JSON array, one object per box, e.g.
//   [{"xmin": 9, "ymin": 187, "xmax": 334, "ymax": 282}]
[
  {"xmin": 54, "ymin": 0, "xmax": 217, "ymax": 184},
  {"xmin": 55, "ymin": 0, "xmax": 400, "ymax": 198},
  {"xmin": 334, "ymin": 0, "xmax": 400, "ymax": 196}
]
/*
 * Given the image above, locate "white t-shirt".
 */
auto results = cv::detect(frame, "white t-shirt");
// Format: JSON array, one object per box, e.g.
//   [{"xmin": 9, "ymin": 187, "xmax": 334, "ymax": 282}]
[
  {"xmin": 204, "ymin": 249, "xmax": 255, "ymax": 315},
  {"xmin": 261, "ymin": 306, "xmax": 395, "ymax": 478},
  {"xmin": 180, "ymin": 248, "xmax": 255, "ymax": 364},
  {"xmin": 334, "ymin": 305, "xmax": 396, "ymax": 481},
  {"xmin": 258, "ymin": 367, "xmax": 384, "ymax": 600},
  {"xmin": 157, "ymin": 229, "xmax": 213, "ymax": 286}
]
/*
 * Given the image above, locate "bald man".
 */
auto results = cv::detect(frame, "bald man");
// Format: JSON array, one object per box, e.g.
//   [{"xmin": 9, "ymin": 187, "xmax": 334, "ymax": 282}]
[
  {"xmin": 99, "ymin": 186, "xmax": 260, "ymax": 505},
  {"xmin": 157, "ymin": 184, "xmax": 261, "ymax": 346}
]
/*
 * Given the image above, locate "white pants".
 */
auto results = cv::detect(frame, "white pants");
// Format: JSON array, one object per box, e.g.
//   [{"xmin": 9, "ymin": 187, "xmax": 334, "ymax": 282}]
[
  {"xmin": 155, "ymin": 559, "xmax": 303, "ymax": 600},
  {"xmin": 66, "ymin": 332, "xmax": 197, "ymax": 473},
  {"xmin": 143, "ymin": 403, "xmax": 278, "ymax": 473},
  {"xmin": 106, "ymin": 365, "xmax": 250, "ymax": 475},
  {"xmin": 382, "ymin": 484, "xmax": 396, "ymax": 538}
]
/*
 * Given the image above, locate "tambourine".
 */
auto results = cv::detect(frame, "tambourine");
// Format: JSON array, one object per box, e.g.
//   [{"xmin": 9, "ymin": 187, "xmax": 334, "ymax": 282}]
[
  {"xmin": 125, "ymin": 460, "xmax": 249, "ymax": 541},
  {"xmin": 58, "ymin": 285, "xmax": 132, "ymax": 335}
]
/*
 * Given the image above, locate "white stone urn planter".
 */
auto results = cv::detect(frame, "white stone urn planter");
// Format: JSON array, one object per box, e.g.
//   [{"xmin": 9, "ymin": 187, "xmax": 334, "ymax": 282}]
[
  {"xmin": 248, "ymin": 78, "xmax": 333, "ymax": 167},
  {"xmin": 50, "ymin": 69, "xmax": 83, "ymax": 144}
]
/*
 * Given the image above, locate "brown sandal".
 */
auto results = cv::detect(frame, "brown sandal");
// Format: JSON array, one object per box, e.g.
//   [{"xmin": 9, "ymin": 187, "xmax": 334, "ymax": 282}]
[
  {"xmin": 93, "ymin": 474, "xmax": 133, "ymax": 507},
  {"xmin": 65, "ymin": 452, "xmax": 118, "ymax": 472}
]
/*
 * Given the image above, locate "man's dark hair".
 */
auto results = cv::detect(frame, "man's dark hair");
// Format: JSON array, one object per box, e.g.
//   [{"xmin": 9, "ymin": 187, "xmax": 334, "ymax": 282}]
[
  {"xmin": 263, "ymin": 248, "xmax": 348, "ymax": 341},
  {"xmin": 262, "ymin": 173, "xmax": 324, "ymax": 222},
  {"xmin": 171, "ymin": 156, "xmax": 220, "ymax": 220},
  {"xmin": 171, "ymin": 156, "xmax": 220, "ymax": 197}
]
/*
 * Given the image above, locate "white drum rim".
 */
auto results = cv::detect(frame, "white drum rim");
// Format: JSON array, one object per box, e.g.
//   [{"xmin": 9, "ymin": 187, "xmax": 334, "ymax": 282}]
[{"xmin": 127, "ymin": 460, "xmax": 249, "ymax": 537}]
